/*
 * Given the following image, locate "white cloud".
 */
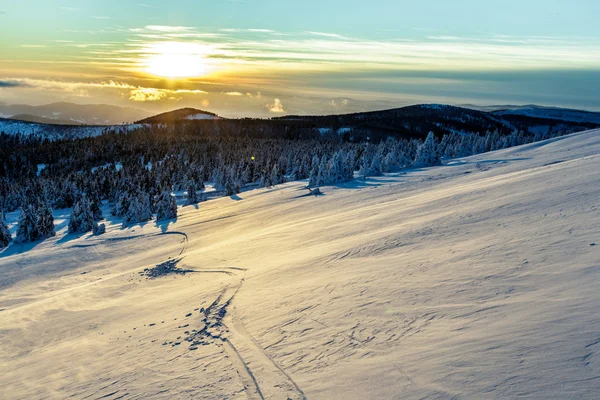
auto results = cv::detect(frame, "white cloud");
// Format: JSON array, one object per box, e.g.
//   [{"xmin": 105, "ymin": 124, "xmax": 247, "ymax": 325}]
[
  {"xmin": 266, "ymin": 98, "xmax": 285, "ymax": 113},
  {"xmin": 144, "ymin": 25, "xmax": 193, "ymax": 32},
  {"xmin": 129, "ymin": 87, "xmax": 166, "ymax": 101}
]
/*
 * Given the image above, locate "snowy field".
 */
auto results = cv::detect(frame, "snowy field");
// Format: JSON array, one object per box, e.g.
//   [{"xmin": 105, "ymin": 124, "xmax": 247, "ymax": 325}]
[{"xmin": 1, "ymin": 129, "xmax": 599, "ymax": 399}]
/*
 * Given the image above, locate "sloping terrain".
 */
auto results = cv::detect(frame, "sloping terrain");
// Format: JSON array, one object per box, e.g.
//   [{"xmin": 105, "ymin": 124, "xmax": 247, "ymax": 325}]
[
  {"xmin": 0, "ymin": 119, "xmax": 143, "ymax": 140},
  {"xmin": 276, "ymin": 104, "xmax": 600, "ymax": 140},
  {"xmin": 1, "ymin": 129, "xmax": 599, "ymax": 399},
  {"xmin": 0, "ymin": 102, "xmax": 151, "ymax": 125},
  {"xmin": 493, "ymin": 107, "xmax": 600, "ymax": 124},
  {"xmin": 136, "ymin": 108, "xmax": 219, "ymax": 124}
]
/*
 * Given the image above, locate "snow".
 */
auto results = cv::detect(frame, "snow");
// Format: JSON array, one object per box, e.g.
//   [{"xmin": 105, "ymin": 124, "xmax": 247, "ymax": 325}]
[
  {"xmin": 36, "ymin": 164, "xmax": 46, "ymax": 176},
  {"xmin": 185, "ymin": 113, "xmax": 218, "ymax": 120},
  {"xmin": 1, "ymin": 129, "xmax": 600, "ymax": 399},
  {"xmin": 0, "ymin": 119, "xmax": 146, "ymax": 141}
]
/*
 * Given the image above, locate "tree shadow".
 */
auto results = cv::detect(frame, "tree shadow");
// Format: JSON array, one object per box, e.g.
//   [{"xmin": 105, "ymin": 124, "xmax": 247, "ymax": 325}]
[
  {"xmin": 292, "ymin": 191, "xmax": 327, "ymax": 199},
  {"xmin": 444, "ymin": 157, "xmax": 530, "ymax": 166},
  {"xmin": 155, "ymin": 218, "xmax": 177, "ymax": 233},
  {"xmin": 0, "ymin": 237, "xmax": 47, "ymax": 258},
  {"xmin": 230, "ymin": 194, "xmax": 243, "ymax": 201},
  {"xmin": 55, "ymin": 231, "xmax": 84, "ymax": 246}
]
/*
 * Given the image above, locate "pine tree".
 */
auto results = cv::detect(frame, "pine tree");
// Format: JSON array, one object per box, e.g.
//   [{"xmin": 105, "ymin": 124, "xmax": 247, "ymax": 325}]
[
  {"xmin": 16, "ymin": 205, "xmax": 38, "ymax": 243},
  {"xmin": 68, "ymin": 196, "xmax": 95, "ymax": 234},
  {"xmin": 89, "ymin": 191, "xmax": 103, "ymax": 221},
  {"xmin": 270, "ymin": 164, "xmax": 281, "ymax": 186},
  {"xmin": 123, "ymin": 190, "xmax": 153, "ymax": 226},
  {"xmin": 185, "ymin": 182, "xmax": 198, "ymax": 205},
  {"xmin": 369, "ymin": 153, "xmax": 382, "ymax": 176},
  {"xmin": 414, "ymin": 132, "xmax": 441, "ymax": 167},
  {"xmin": 111, "ymin": 190, "xmax": 131, "ymax": 217},
  {"xmin": 308, "ymin": 163, "xmax": 319, "ymax": 187},
  {"xmin": 0, "ymin": 211, "xmax": 11, "ymax": 248},
  {"xmin": 156, "ymin": 190, "xmax": 177, "ymax": 221}
]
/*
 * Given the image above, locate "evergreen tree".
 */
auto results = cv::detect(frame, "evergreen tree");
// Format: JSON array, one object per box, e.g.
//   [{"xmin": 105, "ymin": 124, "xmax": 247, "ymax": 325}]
[
  {"xmin": 185, "ymin": 182, "xmax": 199, "ymax": 205},
  {"xmin": 15, "ymin": 205, "xmax": 38, "ymax": 243},
  {"xmin": 68, "ymin": 196, "xmax": 95, "ymax": 234},
  {"xmin": 156, "ymin": 190, "xmax": 177, "ymax": 221},
  {"xmin": 0, "ymin": 211, "xmax": 11, "ymax": 248},
  {"xmin": 414, "ymin": 132, "xmax": 441, "ymax": 167},
  {"xmin": 308, "ymin": 163, "xmax": 319, "ymax": 187},
  {"xmin": 123, "ymin": 190, "xmax": 153, "ymax": 226}
]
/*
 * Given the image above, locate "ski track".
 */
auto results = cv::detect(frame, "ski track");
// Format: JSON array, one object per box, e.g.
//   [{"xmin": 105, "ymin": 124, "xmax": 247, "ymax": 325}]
[
  {"xmin": 142, "ymin": 227, "xmax": 306, "ymax": 399},
  {"xmin": 179, "ymin": 268, "xmax": 306, "ymax": 400}
]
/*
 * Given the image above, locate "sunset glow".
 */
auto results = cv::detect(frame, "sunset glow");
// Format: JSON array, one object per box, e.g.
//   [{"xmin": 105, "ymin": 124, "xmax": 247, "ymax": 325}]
[{"xmin": 142, "ymin": 42, "xmax": 211, "ymax": 78}]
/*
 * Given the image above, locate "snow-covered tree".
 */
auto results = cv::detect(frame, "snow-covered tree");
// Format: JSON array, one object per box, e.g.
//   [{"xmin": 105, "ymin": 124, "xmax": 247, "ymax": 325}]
[
  {"xmin": 308, "ymin": 163, "xmax": 319, "ymax": 187},
  {"xmin": 185, "ymin": 182, "xmax": 199, "ymax": 205},
  {"xmin": 414, "ymin": 132, "xmax": 441, "ymax": 167},
  {"xmin": 155, "ymin": 190, "xmax": 177, "ymax": 221},
  {"xmin": 111, "ymin": 190, "xmax": 131, "ymax": 217},
  {"xmin": 68, "ymin": 196, "xmax": 95, "ymax": 234},
  {"xmin": 123, "ymin": 190, "xmax": 153, "ymax": 226},
  {"xmin": 0, "ymin": 211, "xmax": 11, "ymax": 248},
  {"xmin": 15, "ymin": 205, "xmax": 38, "ymax": 243},
  {"xmin": 89, "ymin": 191, "xmax": 103, "ymax": 221}
]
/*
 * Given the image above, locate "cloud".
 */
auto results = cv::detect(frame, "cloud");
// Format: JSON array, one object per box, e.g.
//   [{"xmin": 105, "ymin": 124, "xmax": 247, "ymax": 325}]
[
  {"xmin": 266, "ymin": 98, "xmax": 285, "ymax": 113},
  {"xmin": 20, "ymin": 44, "xmax": 47, "ymax": 48},
  {"xmin": 136, "ymin": 3, "xmax": 159, "ymax": 8},
  {"xmin": 225, "ymin": 91, "xmax": 243, "ymax": 96},
  {"xmin": 0, "ymin": 80, "xmax": 30, "ymax": 88},
  {"xmin": 305, "ymin": 31, "xmax": 348, "ymax": 39},
  {"xmin": 248, "ymin": 29, "xmax": 275, "ymax": 33},
  {"xmin": 0, "ymin": 78, "xmax": 207, "ymax": 102},
  {"xmin": 144, "ymin": 25, "xmax": 193, "ymax": 32},
  {"xmin": 129, "ymin": 87, "xmax": 166, "ymax": 101}
]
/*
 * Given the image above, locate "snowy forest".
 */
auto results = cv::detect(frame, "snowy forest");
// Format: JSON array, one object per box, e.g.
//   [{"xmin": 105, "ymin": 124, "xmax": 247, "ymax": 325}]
[{"xmin": 0, "ymin": 123, "xmax": 576, "ymax": 247}]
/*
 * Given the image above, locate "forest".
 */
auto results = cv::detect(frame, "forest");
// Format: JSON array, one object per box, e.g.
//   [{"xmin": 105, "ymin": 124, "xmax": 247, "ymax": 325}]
[{"xmin": 0, "ymin": 120, "xmax": 581, "ymax": 247}]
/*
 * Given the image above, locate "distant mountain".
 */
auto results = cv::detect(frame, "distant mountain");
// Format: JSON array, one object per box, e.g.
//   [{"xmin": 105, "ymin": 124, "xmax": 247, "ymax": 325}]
[
  {"xmin": 275, "ymin": 104, "xmax": 600, "ymax": 139},
  {"xmin": 136, "ymin": 108, "xmax": 219, "ymax": 124},
  {"xmin": 460, "ymin": 104, "xmax": 600, "ymax": 122},
  {"xmin": 491, "ymin": 107, "xmax": 600, "ymax": 125},
  {"xmin": 0, "ymin": 102, "xmax": 152, "ymax": 125},
  {"xmin": 9, "ymin": 114, "xmax": 89, "ymax": 126},
  {"xmin": 3, "ymin": 103, "xmax": 599, "ymax": 142},
  {"xmin": 0, "ymin": 118, "xmax": 141, "ymax": 140}
]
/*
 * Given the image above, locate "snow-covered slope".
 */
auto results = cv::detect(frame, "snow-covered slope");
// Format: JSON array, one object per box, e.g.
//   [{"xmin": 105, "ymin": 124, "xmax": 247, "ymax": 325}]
[
  {"xmin": 185, "ymin": 113, "xmax": 219, "ymax": 120},
  {"xmin": 1, "ymin": 129, "xmax": 599, "ymax": 399},
  {"xmin": 0, "ymin": 118, "xmax": 143, "ymax": 140}
]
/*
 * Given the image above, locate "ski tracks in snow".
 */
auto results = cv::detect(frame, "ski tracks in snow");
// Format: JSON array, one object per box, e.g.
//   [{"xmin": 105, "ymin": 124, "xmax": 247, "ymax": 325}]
[
  {"xmin": 180, "ymin": 276, "xmax": 306, "ymax": 400},
  {"xmin": 159, "ymin": 229, "xmax": 305, "ymax": 399}
]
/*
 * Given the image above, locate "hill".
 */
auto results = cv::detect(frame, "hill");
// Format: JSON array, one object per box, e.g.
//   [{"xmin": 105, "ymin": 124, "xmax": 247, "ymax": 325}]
[
  {"xmin": 136, "ymin": 108, "xmax": 220, "ymax": 124},
  {"xmin": 492, "ymin": 106, "xmax": 600, "ymax": 124},
  {"xmin": 8, "ymin": 114, "xmax": 90, "ymax": 126},
  {"xmin": 0, "ymin": 118, "xmax": 141, "ymax": 140},
  {"xmin": 276, "ymin": 103, "xmax": 600, "ymax": 139},
  {"xmin": 0, "ymin": 102, "xmax": 152, "ymax": 125},
  {"xmin": 3, "ymin": 103, "xmax": 599, "ymax": 142},
  {"xmin": 1, "ymin": 128, "xmax": 600, "ymax": 398}
]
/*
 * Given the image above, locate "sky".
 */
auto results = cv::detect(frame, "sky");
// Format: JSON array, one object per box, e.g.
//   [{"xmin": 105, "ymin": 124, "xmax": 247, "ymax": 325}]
[{"xmin": 1, "ymin": 0, "xmax": 599, "ymax": 118}]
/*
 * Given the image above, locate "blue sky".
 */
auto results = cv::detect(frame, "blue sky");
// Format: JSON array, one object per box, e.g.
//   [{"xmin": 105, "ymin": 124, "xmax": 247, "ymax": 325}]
[{"xmin": 1, "ymin": 0, "xmax": 599, "ymax": 116}]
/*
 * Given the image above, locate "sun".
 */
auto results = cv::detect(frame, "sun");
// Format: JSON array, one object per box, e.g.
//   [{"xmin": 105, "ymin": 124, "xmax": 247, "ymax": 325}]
[{"xmin": 143, "ymin": 42, "xmax": 210, "ymax": 79}]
